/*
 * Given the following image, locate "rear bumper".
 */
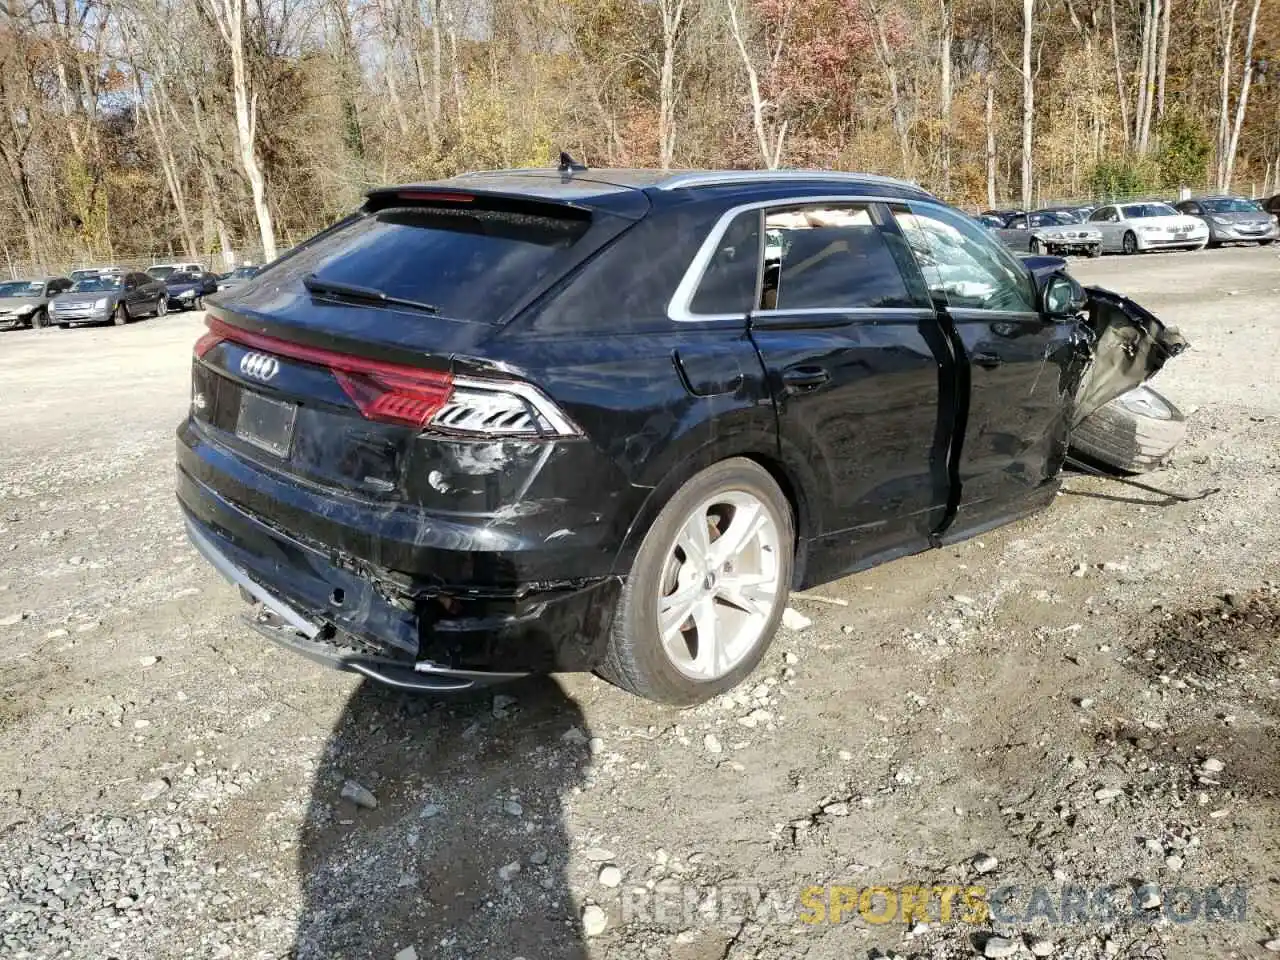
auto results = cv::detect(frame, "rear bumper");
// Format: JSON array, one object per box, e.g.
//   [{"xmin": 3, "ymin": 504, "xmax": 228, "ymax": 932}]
[{"xmin": 177, "ymin": 441, "xmax": 623, "ymax": 683}]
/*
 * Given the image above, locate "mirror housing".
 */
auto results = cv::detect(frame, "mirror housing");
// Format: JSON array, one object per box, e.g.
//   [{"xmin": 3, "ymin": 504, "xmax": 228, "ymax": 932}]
[{"xmin": 1041, "ymin": 272, "xmax": 1087, "ymax": 317}]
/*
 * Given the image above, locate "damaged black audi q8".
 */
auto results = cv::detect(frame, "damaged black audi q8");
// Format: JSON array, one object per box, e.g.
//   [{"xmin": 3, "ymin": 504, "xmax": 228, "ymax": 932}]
[{"xmin": 178, "ymin": 168, "xmax": 1183, "ymax": 704}]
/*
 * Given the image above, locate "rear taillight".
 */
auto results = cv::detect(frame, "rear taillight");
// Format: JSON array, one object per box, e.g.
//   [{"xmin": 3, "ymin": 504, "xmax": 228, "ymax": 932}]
[{"xmin": 196, "ymin": 317, "xmax": 579, "ymax": 437}]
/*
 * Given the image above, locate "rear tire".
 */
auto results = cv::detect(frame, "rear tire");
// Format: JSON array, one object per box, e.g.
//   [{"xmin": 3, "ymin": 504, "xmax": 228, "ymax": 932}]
[
  {"xmin": 1070, "ymin": 385, "xmax": 1186, "ymax": 474},
  {"xmin": 598, "ymin": 458, "xmax": 794, "ymax": 705}
]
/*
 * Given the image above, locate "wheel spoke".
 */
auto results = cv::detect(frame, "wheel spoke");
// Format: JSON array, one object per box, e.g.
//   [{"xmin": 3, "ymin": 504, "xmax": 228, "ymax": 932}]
[
  {"xmin": 715, "ymin": 573, "xmax": 775, "ymax": 619},
  {"xmin": 709, "ymin": 502, "xmax": 765, "ymax": 568},
  {"xmin": 658, "ymin": 580, "xmax": 701, "ymax": 642},
  {"xmin": 687, "ymin": 596, "xmax": 723, "ymax": 677},
  {"xmin": 676, "ymin": 508, "xmax": 712, "ymax": 569}
]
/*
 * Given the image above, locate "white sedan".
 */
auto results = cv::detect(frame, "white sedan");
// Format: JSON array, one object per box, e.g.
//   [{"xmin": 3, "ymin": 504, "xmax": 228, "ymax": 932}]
[{"xmin": 1087, "ymin": 201, "xmax": 1209, "ymax": 254}]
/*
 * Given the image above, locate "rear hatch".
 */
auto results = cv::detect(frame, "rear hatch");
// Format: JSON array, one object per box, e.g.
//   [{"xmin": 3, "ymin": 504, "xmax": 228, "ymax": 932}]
[{"xmin": 184, "ymin": 184, "xmax": 646, "ymax": 565}]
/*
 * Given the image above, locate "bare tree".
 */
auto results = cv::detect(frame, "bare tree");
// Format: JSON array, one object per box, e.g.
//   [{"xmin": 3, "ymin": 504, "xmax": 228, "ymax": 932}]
[
  {"xmin": 724, "ymin": 0, "xmax": 787, "ymax": 169},
  {"xmin": 938, "ymin": 0, "xmax": 953, "ymax": 192},
  {"xmin": 204, "ymin": 0, "xmax": 277, "ymax": 261},
  {"xmin": 1108, "ymin": 0, "xmax": 1130, "ymax": 146},
  {"xmin": 1215, "ymin": 0, "xmax": 1240, "ymax": 188},
  {"xmin": 985, "ymin": 70, "xmax": 996, "ymax": 207},
  {"xmin": 1223, "ymin": 0, "xmax": 1262, "ymax": 189},
  {"xmin": 1021, "ymin": 0, "xmax": 1034, "ymax": 209},
  {"xmin": 657, "ymin": 0, "xmax": 688, "ymax": 169},
  {"xmin": 867, "ymin": 0, "xmax": 911, "ymax": 175}
]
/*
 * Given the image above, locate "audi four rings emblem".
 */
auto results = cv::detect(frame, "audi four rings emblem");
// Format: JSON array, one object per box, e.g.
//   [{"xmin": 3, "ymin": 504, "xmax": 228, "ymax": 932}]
[{"xmin": 239, "ymin": 352, "xmax": 280, "ymax": 382}]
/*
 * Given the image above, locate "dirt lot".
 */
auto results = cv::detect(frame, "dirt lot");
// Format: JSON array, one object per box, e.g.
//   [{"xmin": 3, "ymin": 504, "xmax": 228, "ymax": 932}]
[{"xmin": 0, "ymin": 248, "xmax": 1277, "ymax": 960}]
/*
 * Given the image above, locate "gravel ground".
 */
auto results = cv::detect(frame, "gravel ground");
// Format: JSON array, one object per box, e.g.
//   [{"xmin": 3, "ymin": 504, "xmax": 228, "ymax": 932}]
[{"xmin": 0, "ymin": 247, "xmax": 1277, "ymax": 960}]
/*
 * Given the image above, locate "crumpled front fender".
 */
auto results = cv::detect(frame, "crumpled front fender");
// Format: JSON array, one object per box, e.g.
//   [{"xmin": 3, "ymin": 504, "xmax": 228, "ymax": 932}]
[{"xmin": 1070, "ymin": 285, "xmax": 1188, "ymax": 427}]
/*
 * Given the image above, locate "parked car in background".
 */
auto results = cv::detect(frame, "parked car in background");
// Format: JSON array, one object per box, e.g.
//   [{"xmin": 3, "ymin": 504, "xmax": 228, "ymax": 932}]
[
  {"xmin": 68, "ymin": 266, "xmax": 123, "ymax": 283},
  {"xmin": 1087, "ymin": 201, "xmax": 1209, "ymax": 254},
  {"xmin": 49, "ymin": 271, "xmax": 167, "ymax": 327},
  {"xmin": 1175, "ymin": 196, "xmax": 1278, "ymax": 246},
  {"xmin": 980, "ymin": 209, "xmax": 1023, "ymax": 226},
  {"xmin": 148, "ymin": 261, "xmax": 203, "ymax": 280},
  {"xmin": 216, "ymin": 265, "xmax": 259, "ymax": 292},
  {"xmin": 178, "ymin": 167, "xmax": 1185, "ymax": 704},
  {"xmin": 1035, "ymin": 207, "xmax": 1086, "ymax": 223},
  {"xmin": 991, "ymin": 210, "xmax": 1102, "ymax": 257},
  {"xmin": 0, "ymin": 276, "xmax": 72, "ymax": 329},
  {"xmin": 165, "ymin": 270, "xmax": 218, "ymax": 311}
]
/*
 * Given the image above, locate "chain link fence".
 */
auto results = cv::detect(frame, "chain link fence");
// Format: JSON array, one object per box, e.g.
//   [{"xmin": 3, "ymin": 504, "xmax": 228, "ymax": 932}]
[{"xmin": 3, "ymin": 249, "xmax": 267, "ymax": 282}]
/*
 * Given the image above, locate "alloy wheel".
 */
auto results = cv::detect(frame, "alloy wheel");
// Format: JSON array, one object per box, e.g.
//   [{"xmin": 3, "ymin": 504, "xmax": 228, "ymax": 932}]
[{"xmin": 656, "ymin": 490, "xmax": 782, "ymax": 681}]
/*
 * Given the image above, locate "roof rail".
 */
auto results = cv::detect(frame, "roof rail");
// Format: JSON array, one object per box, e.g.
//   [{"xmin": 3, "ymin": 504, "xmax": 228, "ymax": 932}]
[{"xmin": 656, "ymin": 169, "xmax": 927, "ymax": 192}]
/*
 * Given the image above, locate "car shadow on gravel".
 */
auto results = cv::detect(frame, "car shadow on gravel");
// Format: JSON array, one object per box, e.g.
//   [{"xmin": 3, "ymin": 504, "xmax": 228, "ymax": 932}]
[{"xmin": 293, "ymin": 676, "xmax": 591, "ymax": 959}]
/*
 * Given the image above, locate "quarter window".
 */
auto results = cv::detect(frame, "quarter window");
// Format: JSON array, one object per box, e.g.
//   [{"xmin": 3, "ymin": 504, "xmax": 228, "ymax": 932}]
[
  {"xmin": 689, "ymin": 210, "xmax": 760, "ymax": 315},
  {"xmin": 894, "ymin": 204, "xmax": 1037, "ymax": 313},
  {"xmin": 760, "ymin": 204, "xmax": 919, "ymax": 311}
]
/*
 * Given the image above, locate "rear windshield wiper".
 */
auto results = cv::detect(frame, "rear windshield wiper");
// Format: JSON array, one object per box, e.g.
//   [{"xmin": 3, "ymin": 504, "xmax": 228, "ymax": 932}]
[{"xmin": 303, "ymin": 274, "xmax": 439, "ymax": 314}]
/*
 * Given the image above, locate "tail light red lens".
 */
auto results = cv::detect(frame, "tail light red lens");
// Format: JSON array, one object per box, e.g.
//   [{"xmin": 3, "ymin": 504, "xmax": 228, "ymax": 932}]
[
  {"xmin": 198, "ymin": 317, "xmax": 452, "ymax": 427},
  {"xmin": 195, "ymin": 316, "xmax": 579, "ymax": 436}
]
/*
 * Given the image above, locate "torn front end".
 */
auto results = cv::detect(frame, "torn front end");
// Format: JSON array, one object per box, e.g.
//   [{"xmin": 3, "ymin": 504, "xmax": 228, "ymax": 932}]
[{"xmin": 1070, "ymin": 285, "xmax": 1188, "ymax": 427}]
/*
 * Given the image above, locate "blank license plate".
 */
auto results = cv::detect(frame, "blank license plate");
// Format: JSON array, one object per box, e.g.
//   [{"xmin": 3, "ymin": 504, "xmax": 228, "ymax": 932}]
[
  {"xmin": 236, "ymin": 391, "xmax": 297, "ymax": 457},
  {"xmin": 1173, "ymin": 232, "xmax": 1187, "ymax": 239}
]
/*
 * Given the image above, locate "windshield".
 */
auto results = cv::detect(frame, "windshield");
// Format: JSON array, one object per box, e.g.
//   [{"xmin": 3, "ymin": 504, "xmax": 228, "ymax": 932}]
[
  {"xmin": 1200, "ymin": 198, "xmax": 1262, "ymax": 213},
  {"xmin": 1122, "ymin": 203, "xmax": 1179, "ymax": 219},
  {"xmin": 169, "ymin": 272, "xmax": 199, "ymax": 283},
  {"xmin": 148, "ymin": 266, "xmax": 176, "ymax": 279},
  {"xmin": 232, "ymin": 266, "xmax": 257, "ymax": 278},
  {"xmin": 70, "ymin": 276, "xmax": 121, "ymax": 292},
  {"xmin": 1041, "ymin": 209, "xmax": 1082, "ymax": 223},
  {"xmin": 0, "ymin": 280, "xmax": 43, "ymax": 297},
  {"xmin": 1028, "ymin": 212, "xmax": 1071, "ymax": 227}
]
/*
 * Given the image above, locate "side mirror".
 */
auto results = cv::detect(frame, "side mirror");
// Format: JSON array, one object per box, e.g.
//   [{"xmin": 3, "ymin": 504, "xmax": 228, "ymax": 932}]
[{"xmin": 1042, "ymin": 273, "xmax": 1086, "ymax": 317}]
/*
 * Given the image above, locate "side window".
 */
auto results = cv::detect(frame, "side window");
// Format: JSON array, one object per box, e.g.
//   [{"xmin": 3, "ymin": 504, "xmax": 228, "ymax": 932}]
[
  {"xmin": 1089, "ymin": 207, "xmax": 1111, "ymax": 223},
  {"xmin": 689, "ymin": 210, "xmax": 760, "ymax": 315},
  {"xmin": 1007, "ymin": 215, "xmax": 1028, "ymax": 230},
  {"xmin": 894, "ymin": 204, "xmax": 1038, "ymax": 313},
  {"xmin": 760, "ymin": 204, "xmax": 922, "ymax": 311}
]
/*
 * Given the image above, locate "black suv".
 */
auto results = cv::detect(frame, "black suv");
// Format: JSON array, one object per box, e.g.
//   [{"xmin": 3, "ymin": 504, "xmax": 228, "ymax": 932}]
[{"xmin": 178, "ymin": 168, "xmax": 1181, "ymax": 704}]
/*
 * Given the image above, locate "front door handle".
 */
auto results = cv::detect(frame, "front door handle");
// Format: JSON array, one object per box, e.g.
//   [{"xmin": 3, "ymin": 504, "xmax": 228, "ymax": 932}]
[
  {"xmin": 781, "ymin": 365, "xmax": 830, "ymax": 391},
  {"xmin": 971, "ymin": 352, "xmax": 1003, "ymax": 369}
]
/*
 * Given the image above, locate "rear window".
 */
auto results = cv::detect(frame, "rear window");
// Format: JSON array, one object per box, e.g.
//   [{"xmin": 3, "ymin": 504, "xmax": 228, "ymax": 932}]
[{"xmin": 304, "ymin": 205, "xmax": 592, "ymax": 323}]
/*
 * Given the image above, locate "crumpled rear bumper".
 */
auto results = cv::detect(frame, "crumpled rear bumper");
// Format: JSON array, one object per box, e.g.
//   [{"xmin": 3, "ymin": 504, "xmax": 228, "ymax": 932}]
[{"xmin": 179, "ymin": 464, "xmax": 623, "ymax": 690}]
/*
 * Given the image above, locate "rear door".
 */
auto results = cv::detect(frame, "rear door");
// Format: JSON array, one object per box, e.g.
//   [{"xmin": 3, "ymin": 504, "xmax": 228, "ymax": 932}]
[
  {"xmin": 892, "ymin": 201, "xmax": 1078, "ymax": 516},
  {"xmin": 746, "ymin": 200, "xmax": 953, "ymax": 578}
]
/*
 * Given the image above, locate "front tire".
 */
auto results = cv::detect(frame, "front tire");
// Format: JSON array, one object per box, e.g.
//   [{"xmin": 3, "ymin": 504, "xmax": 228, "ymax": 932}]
[
  {"xmin": 1070, "ymin": 385, "xmax": 1186, "ymax": 474},
  {"xmin": 599, "ymin": 458, "xmax": 794, "ymax": 705},
  {"xmin": 1087, "ymin": 244, "xmax": 1102, "ymax": 258},
  {"xmin": 1028, "ymin": 237, "xmax": 1043, "ymax": 255},
  {"xmin": 154, "ymin": 296, "xmax": 167, "ymax": 317},
  {"xmin": 1122, "ymin": 231, "xmax": 1139, "ymax": 255},
  {"xmin": 112, "ymin": 303, "xmax": 129, "ymax": 326},
  {"xmin": 30, "ymin": 308, "xmax": 48, "ymax": 329},
  {"xmin": 193, "ymin": 295, "xmax": 204, "ymax": 312}
]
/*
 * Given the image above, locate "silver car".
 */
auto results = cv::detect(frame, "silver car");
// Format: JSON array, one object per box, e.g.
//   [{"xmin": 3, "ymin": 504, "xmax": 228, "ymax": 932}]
[
  {"xmin": 994, "ymin": 211, "xmax": 1103, "ymax": 257},
  {"xmin": 0, "ymin": 277, "xmax": 72, "ymax": 329},
  {"xmin": 1087, "ymin": 202, "xmax": 1209, "ymax": 254},
  {"xmin": 1175, "ymin": 196, "xmax": 1278, "ymax": 247}
]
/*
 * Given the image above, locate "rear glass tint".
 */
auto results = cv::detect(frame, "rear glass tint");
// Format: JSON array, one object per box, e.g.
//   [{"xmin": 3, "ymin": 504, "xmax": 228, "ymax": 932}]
[
  {"xmin": 690, "ymin": 210, "xmax": 760, "ymax": 315},
  {"xmin": 305, "ymin": 205, "xmax": 591, "ymax": 322}
]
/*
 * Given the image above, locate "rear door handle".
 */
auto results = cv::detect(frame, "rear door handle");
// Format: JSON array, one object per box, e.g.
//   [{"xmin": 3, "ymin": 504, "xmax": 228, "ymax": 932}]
[
  {"xmin": 782, "ymin": 365, "xmax": 830, "ymax": 391},
  {"xmin": 971, "ymin": 352, "xmax": 1003, "ymax": 369}
]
